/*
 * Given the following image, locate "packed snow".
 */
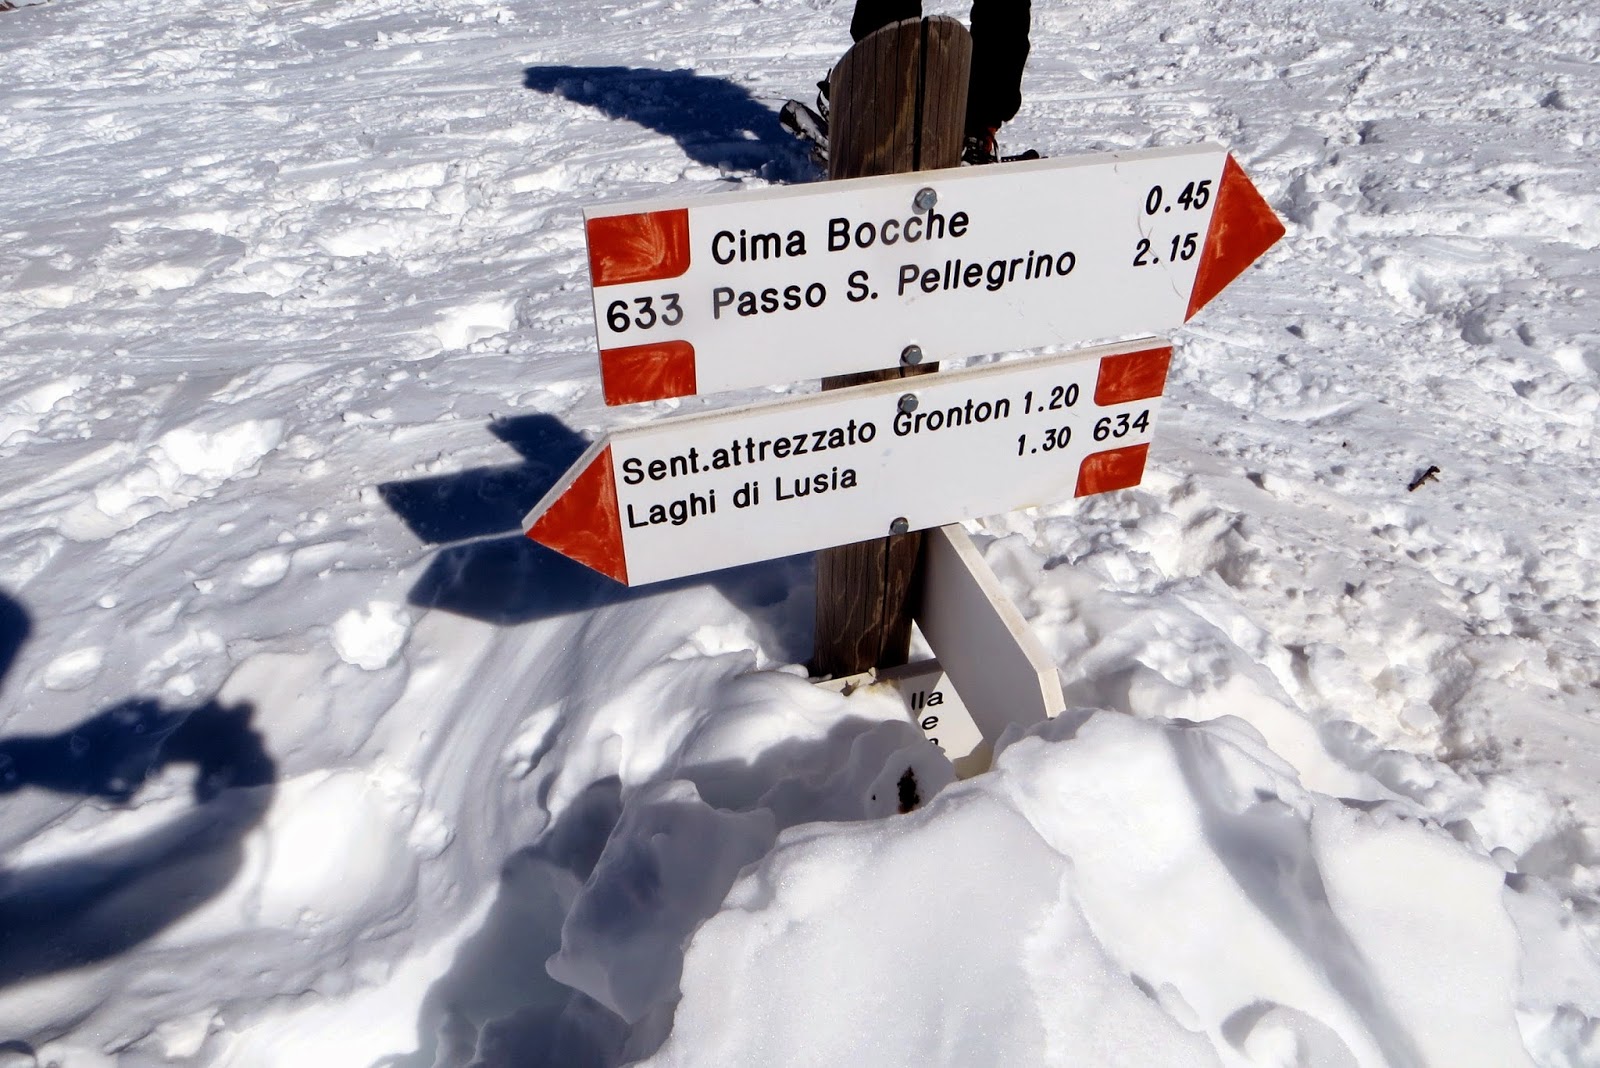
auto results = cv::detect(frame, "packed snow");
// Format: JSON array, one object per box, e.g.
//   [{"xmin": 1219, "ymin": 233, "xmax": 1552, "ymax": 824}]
[{"xmin": 2, "ymin": 0, "xmax": 1599, "ymax": 1064}]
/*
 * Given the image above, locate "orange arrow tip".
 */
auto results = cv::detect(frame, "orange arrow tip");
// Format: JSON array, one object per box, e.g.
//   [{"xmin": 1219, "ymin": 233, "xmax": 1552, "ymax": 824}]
[
  {"xmin": 526, "ymin": 443, "xmax": 629, "ymax": 584},
  {"xmin": 1187, "ymin": 155, "xmax": 1286, "ymax": 320}
]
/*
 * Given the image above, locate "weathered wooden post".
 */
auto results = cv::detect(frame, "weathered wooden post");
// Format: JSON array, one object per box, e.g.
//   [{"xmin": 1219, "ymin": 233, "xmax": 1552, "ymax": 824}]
[{"xmin": 811, "ymin": 15, "xmax": 972, "ymax": 679}]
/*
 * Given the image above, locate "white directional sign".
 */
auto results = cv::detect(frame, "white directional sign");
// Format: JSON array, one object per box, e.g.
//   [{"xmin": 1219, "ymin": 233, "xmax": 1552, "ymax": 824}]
[
  {"xmin": 582, "ymin": 143, "xmax": 1281, "ymax": 405},
  {"xmin": 524, "ymin": 339, "xmax": 1172, "ymax": 585}
]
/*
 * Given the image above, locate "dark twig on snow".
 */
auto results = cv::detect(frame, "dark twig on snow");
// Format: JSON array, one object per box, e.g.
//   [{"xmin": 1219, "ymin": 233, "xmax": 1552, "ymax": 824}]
[{"xmin": 1408, "ymin": 465, "xmax": 1442, "ymax": 492}]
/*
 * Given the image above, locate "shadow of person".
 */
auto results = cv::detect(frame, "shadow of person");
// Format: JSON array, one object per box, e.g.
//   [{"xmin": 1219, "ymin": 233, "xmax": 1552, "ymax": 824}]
[
  {"xmin": 0, "ymin": 699, "xmax": 278, "ymax": 989},
  {"xmin": 0, "ymin": 591, "xmax": 27, "ymax": 703},
  {"xmin": 522, "ymin": 65, "xmax": 813, "ymax": 181},
  {"xmin": 380, "ymin": 414, "xmax": 814, "ymax": 660}
]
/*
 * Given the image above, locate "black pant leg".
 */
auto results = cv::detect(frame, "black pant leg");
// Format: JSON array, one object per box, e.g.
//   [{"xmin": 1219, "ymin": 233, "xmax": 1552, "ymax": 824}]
[
  {"xmin": 966, "ymin": 0, "xmax": 1030, "ymax": 135},
  {"xmin": 851, "ymin": 0, "xmax": 923, "ymax": 41}
]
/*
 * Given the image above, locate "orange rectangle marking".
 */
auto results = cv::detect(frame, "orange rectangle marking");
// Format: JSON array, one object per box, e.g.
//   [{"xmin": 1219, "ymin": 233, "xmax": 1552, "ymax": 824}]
[{"xmin": 586, "ymin": 208, "xmax": 692, "ymax": 287}]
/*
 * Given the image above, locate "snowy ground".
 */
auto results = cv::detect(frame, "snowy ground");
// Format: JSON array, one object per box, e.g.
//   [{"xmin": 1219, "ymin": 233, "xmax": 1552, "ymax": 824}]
[{"xmin": 2, "ymin": 0, "xmax": 1599, "ymax": 1064}]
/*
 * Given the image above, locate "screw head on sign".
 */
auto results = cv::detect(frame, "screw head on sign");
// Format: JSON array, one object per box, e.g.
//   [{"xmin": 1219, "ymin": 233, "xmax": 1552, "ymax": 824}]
[
  {"xmin": 900, "ymin": 344, "xmax": 923, "ymax": 366},
  {"xmin": 890, "ymin": 517, "xmax": 910, "ymax": 535},
  {"xmin": 913, "ymin": 187, "xmax": 937, "ymax": 212},
  {"xmin": 897, "ymin": 393, "xmax": 918, "ymax": 413}
]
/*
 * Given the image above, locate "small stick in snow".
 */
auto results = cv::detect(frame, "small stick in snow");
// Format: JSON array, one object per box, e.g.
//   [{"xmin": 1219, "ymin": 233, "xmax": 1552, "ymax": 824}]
[
  {"xmin": 896, "ymin": 768, "xmax": 921, "ymax": 813},
  {"xmin": 1408, "ymin": 465, "xmax": 1442, "ymax": 492}
]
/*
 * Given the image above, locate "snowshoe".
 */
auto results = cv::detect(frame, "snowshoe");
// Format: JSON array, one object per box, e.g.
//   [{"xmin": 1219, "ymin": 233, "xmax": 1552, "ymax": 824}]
[
  {"xmin": 780, "ymin": 98, "xmax": 829, "ymax": 166},
  {"xmin": 962, "ymin": 129, "xmax": 1041, "ymax": 166}
]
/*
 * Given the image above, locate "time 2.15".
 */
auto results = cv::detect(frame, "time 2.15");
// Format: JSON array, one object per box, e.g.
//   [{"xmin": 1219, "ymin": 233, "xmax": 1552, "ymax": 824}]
[{"xmin": 1133, "ymin": 232, "xmax": 1199, "ymax": 268}]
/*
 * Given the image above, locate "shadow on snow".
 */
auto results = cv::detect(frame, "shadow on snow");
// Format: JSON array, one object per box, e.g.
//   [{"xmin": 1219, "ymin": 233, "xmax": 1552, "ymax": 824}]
[
  {"xmin": 377, "ymin": 712, "xmax": 901, "ymax": 1068},
  {"xmin": 377, "ymin": 65, "xmax": 830, "ymax": 1050},
  {"xmin": 379, "ymin": 413, "xmax": 814, "ymax": 663},
  {"xmin": 521, "ymin": 64, "xmax": 814, "ymax": 181},
  {"xmin": 0, "ymin": 589, "xmax": 278, "ymax": 997}
]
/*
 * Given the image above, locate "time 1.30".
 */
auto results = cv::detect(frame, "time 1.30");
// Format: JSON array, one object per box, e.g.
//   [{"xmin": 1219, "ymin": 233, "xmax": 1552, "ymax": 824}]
[{"xmin": 1015, "ymin": 409, "xmax": 1151, "ymax": 456}]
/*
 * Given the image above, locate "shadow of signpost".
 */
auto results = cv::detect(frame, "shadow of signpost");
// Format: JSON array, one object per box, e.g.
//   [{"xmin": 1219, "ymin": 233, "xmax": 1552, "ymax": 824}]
[
  {"xmin": 373, "ymin": 417, "xmax": 838, "ymax": 1063},
  {"xmin": 522, "ymin": 65, "xmax": 813, "ymax": 181},
  {"xmin": 380, "ymin": 414, "xmax": 813, "ymax": 660},
  {"xmin": 377, "ymin": 64, "xmax": 824, "ymax": 1050},
  {"xmin": 380, "ymin": 414, "xmax": 588, "ymax": 549},
  {"xmin": 377, "ymin": 777, "xmax": 630, "ymax": 1068}
]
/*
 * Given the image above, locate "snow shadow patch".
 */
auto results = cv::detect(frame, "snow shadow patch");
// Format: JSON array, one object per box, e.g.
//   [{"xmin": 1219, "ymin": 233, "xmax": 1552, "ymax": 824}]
[
  {"xmin": 379, "ymin": 776, "xmax": 630, "ymax": 1068},
  {"xmin": 380, "ymin": 414, "xmax": 589, "ymax": 546},
  {"xmin": 1167, "ymin": 725, "xmax": 1426, "ymax": 1068},
  {"xmin": 409, "ymin": 534, "xmax": 809, "ymax": 636},
  {"xmin": 385, "ymin": 712, "xmax": 923, "ymax": 1067},
  {"xmin": 383, "ymin": 415, "xmax": 813, "ymax": 657},
  {"xmin": 0, "ymin": 591, "xmax": 26, "ymax": 703},
  {"xmin": 522, "ymin": 65, "xmax": 810, "ymax": 180},
  {"xmin": 0, "ymin": 699, "xmax": 277, "ymax": 990}
]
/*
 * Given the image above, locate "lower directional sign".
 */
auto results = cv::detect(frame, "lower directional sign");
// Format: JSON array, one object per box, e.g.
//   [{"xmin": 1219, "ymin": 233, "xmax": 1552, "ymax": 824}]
[{"xmin": 524, "ymin": 338, "xmax": 1173, "ymax": 585}]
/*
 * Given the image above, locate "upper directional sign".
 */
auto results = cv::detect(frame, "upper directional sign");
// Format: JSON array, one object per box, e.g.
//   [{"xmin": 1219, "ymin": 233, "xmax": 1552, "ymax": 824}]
[
  {"xmin": 583, "ymin": 144, "xmax": 1282, "ymax": 405},
  {"xmin": 524, "ymin": 338, "xmax": 1172, "ymax": 585}
]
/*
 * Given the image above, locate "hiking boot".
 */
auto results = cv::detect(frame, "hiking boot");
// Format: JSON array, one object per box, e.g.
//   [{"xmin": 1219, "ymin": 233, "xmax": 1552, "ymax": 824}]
[{"xmin": 961, "ymin": 128, "xmax": 1000, "ymax": 165}]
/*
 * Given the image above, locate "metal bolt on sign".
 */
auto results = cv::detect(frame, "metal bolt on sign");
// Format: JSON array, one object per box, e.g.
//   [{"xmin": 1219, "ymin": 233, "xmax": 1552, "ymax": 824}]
[
  {"xmin": 898, "ymin": 393, "xmax": 919, "ymax": 413},
  {"xmin": 913, "ymin": 187, "xmax": 938, "ymax": 212},
  {"xmin": 901, "ymin": 344, "xmax": 924, "ymax": 367},
  {"xmin": 889, "ymin": 517, "xmax": 911, "ymax": 535}
]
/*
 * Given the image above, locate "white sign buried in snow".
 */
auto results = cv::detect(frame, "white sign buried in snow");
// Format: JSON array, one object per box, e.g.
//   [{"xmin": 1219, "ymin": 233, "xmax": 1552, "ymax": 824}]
[
  {"xmin": 880, "ymin": 659, "xmax": 986, "ymax": 773},
  {"xmin": 918, "ymin": 524, "xmax": 1065, "ymax": 739},
  {"xmin": 523, "ymin": 338, "xmax": 1172, "ymax": 586},
  {"xmin": 583, "ymin": 143, "xmax": 1281, "ymax": 405}
]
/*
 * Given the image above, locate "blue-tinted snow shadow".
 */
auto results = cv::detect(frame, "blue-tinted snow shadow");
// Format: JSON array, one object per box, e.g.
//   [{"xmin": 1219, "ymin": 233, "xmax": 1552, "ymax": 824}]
[
  {"xmin": 522, "ymin": 65, "xmax": 814, "ymax": 181},
  {"xmin": 380, "ymin": 711, "xmax": 901, "ymax": 1068},
  {"xmin": 379, "ymin": 413, "xmax": 814, "ymax": 663},
  {"xmin": 0, "ymin": 592, "xmax": 27, "ymax": 704},
  {"xmin": 377, "ymin": 776, "xmax": 630, "ymax": 1068},
  {"xmin": 0, "ymin": 588, "xmax": 279, "ymax": 993},
  {"xmin": 0, "ymin": 620, "xmax": 277, "ymax": 992},
  {"xmin": 1167, "ymin": 726, "xmax": 1426, "ymax": 1068},
  {"xmin": 379, "ymin": 413, "xmax": 588, "ymax": 547}
]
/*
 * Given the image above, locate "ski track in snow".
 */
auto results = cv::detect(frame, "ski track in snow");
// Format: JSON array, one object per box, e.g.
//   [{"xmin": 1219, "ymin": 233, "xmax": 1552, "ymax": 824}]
[{"xmin": 1, "ymin": 0, "xmax": 1599, "ymax": 1063}]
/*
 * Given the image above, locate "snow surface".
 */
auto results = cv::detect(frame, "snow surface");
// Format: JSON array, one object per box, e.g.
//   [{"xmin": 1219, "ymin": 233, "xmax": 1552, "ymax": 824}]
[{"xmin": 2, "ymin": 0, "xmax": 1599, "ymax": 1064}]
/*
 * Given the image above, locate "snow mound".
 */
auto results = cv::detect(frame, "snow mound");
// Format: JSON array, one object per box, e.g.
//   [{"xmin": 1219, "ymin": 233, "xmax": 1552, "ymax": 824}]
[
  {"xmin": 3, "ymin": 0, "xmax": 1600, "ymax": 1060},
  {"xmin": 653, "ymin": 712, "xmax": 1559, "ymax": 1067}
]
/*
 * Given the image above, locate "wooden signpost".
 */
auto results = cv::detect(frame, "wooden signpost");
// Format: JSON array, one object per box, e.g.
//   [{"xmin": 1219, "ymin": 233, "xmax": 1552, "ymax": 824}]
[
  {"xmin": 812, "ymin": 15, "xmax": 964, "ymax": 680},
  {"xmin": 522, "ymin": 15, "xmax": 1284, "ymax": 769}
]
